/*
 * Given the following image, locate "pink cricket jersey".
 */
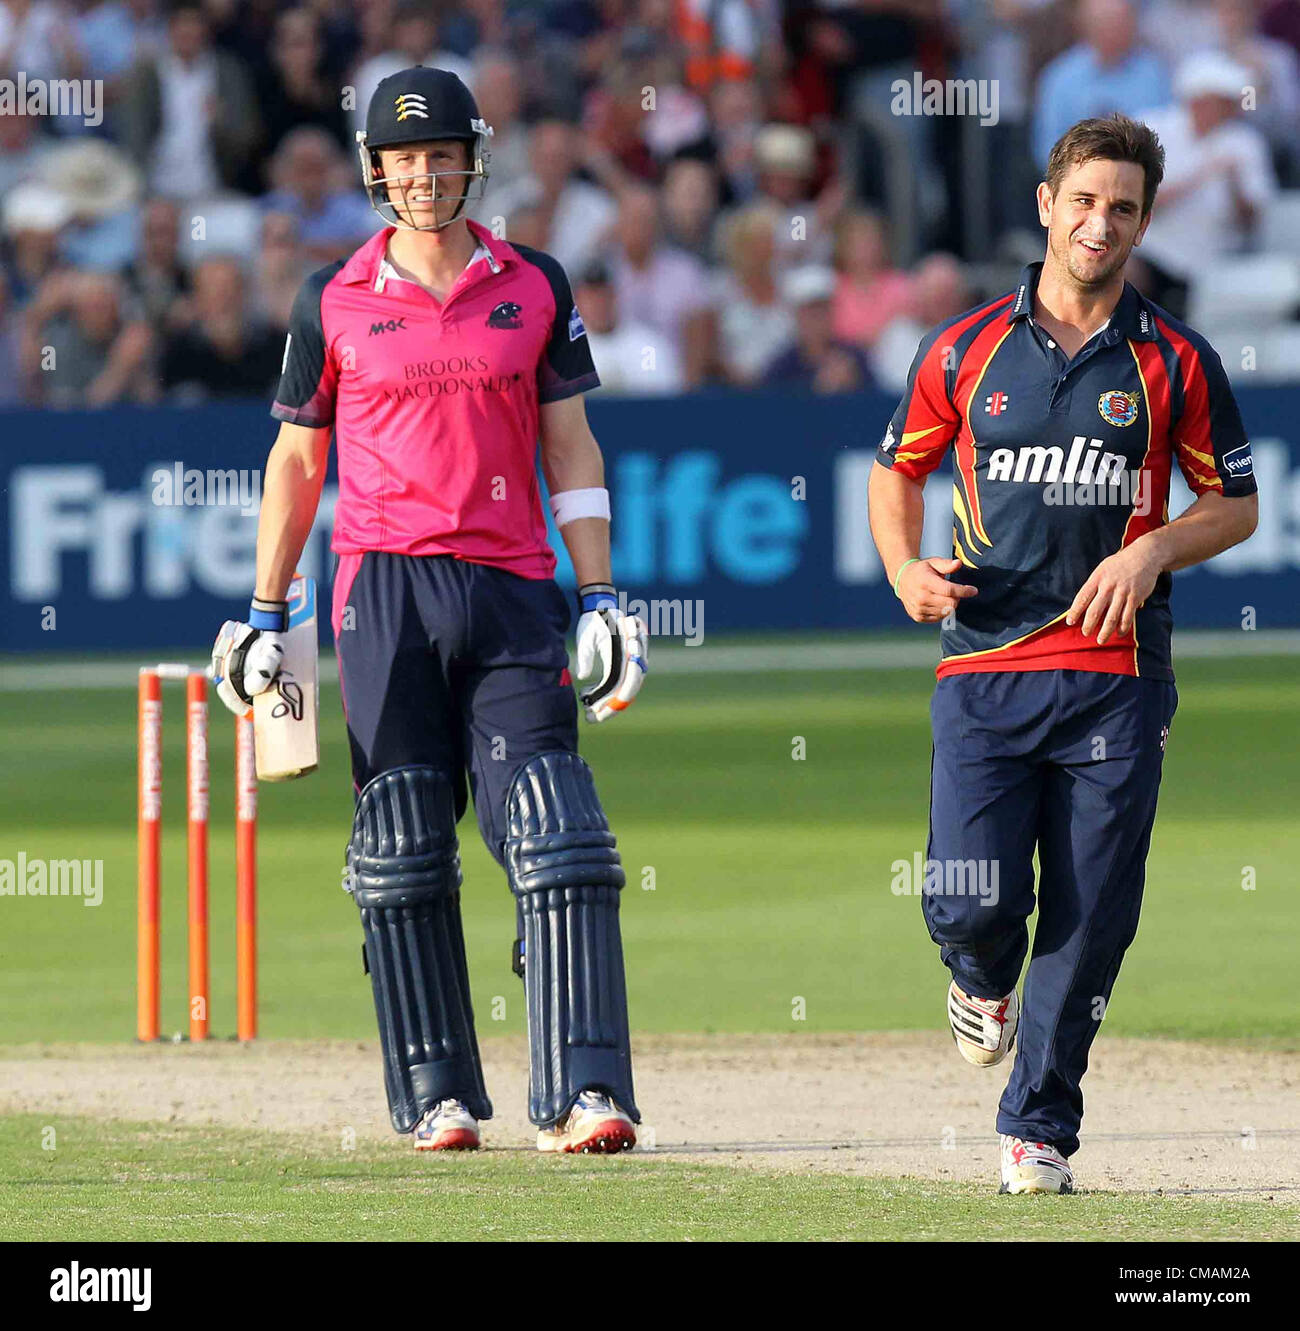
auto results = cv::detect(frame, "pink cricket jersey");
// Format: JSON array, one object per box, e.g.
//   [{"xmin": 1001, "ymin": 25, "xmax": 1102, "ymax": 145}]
[{"xmin": 270, "ymin": 219, "xmax": 599, "ymax": 579}]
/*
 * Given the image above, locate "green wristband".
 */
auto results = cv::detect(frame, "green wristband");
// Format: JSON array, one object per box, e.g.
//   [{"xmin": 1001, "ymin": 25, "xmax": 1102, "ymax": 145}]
[{"xmin": 893, "ymin": 557, "xmax": 922, "ymax": 599}]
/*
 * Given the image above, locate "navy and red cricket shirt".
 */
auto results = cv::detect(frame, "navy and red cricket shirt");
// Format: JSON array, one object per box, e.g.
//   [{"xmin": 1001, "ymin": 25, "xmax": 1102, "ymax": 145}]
[
  {"xmin": 270, "ymin": 218, "xmax": 599, "ymax": 582},
  {"xmin": 876, "ymin": 262, "xmax": 1257, "ymax": 680}
]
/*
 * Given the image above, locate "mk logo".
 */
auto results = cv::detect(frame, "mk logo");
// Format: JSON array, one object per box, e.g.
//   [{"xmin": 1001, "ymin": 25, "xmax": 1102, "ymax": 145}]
[{"xmin": 369, "ymin": 318, "xmax": 407, "ymax": 336}]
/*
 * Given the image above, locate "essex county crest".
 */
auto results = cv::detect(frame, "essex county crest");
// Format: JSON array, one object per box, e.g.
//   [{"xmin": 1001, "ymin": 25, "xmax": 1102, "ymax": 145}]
[{"xmin": 1098, "ymin": 389, "xmax": 1140, "ymax": 427}]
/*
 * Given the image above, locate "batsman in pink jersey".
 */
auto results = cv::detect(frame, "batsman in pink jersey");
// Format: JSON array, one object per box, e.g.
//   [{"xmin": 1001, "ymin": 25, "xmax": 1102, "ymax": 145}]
[{"xmin": 208, "ymin": 66, "xmax": 648, "ymax": 1154}]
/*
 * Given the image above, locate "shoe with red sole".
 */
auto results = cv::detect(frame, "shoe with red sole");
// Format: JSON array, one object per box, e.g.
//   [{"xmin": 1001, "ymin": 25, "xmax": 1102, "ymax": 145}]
[
  {"xmin": 537, "ymin": 1090, "xmax": 636, "ymax": 1154},
  {"xmin": 948, "ymin": 980, "xmax": 1019, "ymax": 1067},
  {"xmin": 413, "ymin": 1098, "xmax": 480, "ymax": 1151}
]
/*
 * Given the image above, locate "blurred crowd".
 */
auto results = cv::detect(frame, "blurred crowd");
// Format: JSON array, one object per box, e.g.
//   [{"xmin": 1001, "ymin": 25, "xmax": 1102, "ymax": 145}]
[{"xmin": 1, "ymin": 0, "xmax": 1297, "ymax": 408}]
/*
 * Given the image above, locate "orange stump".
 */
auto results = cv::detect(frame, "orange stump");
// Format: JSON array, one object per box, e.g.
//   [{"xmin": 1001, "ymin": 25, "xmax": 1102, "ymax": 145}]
[
  {"xmin": 137, "ymin": 670, "xmax": 163, "ymax": 1042},
  {"xmin": 235, "ymin": 711, "xmax": 258, "ymax": 1041},
  {"xmin": 186, "ymin": 672, "xmax": 210, "ymax": 1042},
  {"xmin": 138, "ymin": 665, "xmax": 259, "ymax": 1041}
]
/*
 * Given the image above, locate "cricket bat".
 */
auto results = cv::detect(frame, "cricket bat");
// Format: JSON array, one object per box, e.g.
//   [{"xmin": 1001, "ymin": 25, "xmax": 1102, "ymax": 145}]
[{"xmin": 253, "ymin": 573, "xmax": 319, "ymax": 781}]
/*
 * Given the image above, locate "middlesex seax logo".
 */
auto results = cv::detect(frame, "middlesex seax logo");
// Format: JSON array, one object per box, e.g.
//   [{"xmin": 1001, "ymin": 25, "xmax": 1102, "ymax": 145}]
[
  {"xmin": 395, "ymin": 93, "xmax": 428, "ymax": 121},
  {"xmin": 487, "ymin": 300, "xmax": 522, "ymax": 329},
  {"xmin": 1099, "ymin": 389, "xmax": 1140, "ymax": 427}
]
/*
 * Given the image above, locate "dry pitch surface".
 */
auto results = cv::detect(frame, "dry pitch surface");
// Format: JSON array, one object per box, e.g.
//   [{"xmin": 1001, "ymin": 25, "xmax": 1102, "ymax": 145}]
[{"xmin": 3, "ymin": 1033, "xmax": 1296, "ymax": 1196}]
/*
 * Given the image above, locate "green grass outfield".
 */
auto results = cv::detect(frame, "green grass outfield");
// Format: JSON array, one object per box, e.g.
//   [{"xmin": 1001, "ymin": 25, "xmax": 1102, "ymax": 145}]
[
  {"xmin": 2, "ymin": 1114, "xmax": 1295, "ymax": 1242},
  {"xmin": 0, "ymin": 643, "xmax": 1294, "ymax": 1044},
  {"xmin": 1, "ymin": 639, "xmax": 1296, "ymax": 1242}
]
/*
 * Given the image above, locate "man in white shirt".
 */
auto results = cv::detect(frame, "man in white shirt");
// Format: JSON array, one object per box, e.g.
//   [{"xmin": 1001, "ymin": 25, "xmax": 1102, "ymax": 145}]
[
  {"xmin": 606, "ymin": 185, "xmax": 711, "ymax": 378},
  {"xmin": 1135, "ymin": 53, "xmax": 1278, "ymax": 316},
  {"xmin": 149, "ymin": 9, "xmax": 219, "ymax": 198},
  {"xmin": 576, "ymin": 261, "xmax": 683, "ymax": 396}
]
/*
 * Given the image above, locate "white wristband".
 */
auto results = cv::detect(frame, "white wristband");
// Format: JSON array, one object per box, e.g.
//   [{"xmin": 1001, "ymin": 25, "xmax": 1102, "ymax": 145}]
[{"xmin": 549, "ymin": 487, "xmax": 611, "ymax": 527}]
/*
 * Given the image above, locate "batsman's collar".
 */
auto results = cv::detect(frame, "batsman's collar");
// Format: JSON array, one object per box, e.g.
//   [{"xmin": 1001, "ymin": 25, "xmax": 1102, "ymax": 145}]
[
  {"xmin": 1007, "ymin": 261, "xmax": 1159, "ymax": 342},
  {"xmin": 337, "ymin": 218, "xmax": 514, "ymax": 288}
]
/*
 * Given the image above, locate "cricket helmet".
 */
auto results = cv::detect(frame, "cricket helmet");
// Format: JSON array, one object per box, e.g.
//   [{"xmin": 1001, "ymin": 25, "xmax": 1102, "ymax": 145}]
[{"xmin": 356, "ymin": 65, "xmax": 494, "ymax": 231}]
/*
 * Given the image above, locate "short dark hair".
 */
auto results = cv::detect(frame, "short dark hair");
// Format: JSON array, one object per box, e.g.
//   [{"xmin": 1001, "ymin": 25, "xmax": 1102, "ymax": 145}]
[{"xmin": 1045, "ymin": 114, "xmax": 1166, "ymax": 219}]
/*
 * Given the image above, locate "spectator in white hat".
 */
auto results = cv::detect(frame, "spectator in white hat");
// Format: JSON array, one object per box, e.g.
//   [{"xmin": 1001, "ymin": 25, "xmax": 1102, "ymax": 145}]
[
  {"xmin": 39, "ymin": 138, "xmax": 142, "ymax": 273},
  {"xmin": 1210, "ymin": 0, "xmax": 1300, "ymax": 151},
  {"xmin": 1132, "ymin": 53, "xmax": 1278, "ymax": 316},
  {"xmin": 2, "ymin": 180, "xmax": 73, "ymax": 308},
  {"xmin": 767, "ymin": 265, "xmax": 875, "ymax": 395},
  {"xmin": 749, "ymin": 122, "xmax": 841, "ymax": 273}
]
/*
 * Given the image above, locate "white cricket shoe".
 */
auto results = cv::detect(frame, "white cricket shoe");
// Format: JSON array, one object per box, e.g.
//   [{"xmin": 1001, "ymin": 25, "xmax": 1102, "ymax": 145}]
[
  {"xmin": 413, "ymin": 1098, "xmax": 480, "ymax": 1151},
  {"xmin": 537, "ymin": 1089, "xmax": 636, "ymax": 1154},
  {"xmin": 999, "ymin": 1135, "xmax": 1074, "ymax": 1194},
  {"xmin": 948, "ymin": 980, "xmax": 1019, "ymax": 1067}
]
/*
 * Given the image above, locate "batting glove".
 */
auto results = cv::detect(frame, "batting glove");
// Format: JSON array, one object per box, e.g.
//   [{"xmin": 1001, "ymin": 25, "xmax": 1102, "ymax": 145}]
[
  {"xmin": 210, "ymin": 595, "xmax": 287, "ymax": 716},
  {"xmin": 574, "ymin": 583, "xmax": 648, "ymax": 723}
]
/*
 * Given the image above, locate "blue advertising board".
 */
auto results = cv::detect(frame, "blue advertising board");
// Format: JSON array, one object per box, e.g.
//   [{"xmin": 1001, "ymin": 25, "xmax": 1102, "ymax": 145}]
[{"xmin": 2, "ymin": 389, "xmax": 1297, "ymax": 651}]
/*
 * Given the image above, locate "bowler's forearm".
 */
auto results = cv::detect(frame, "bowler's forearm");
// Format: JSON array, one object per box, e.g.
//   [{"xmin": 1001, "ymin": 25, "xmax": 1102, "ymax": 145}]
[
  {"xmin": 869, "ymin": 462, "xmax": 927, "ymax": 586},
  {"xmin": 1136, "ymin": 491, "xmax": 1258, "ymax": 574}
]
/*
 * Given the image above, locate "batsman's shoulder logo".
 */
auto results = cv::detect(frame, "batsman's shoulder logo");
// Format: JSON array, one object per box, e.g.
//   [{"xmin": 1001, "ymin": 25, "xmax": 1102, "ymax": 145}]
[
  {"xmin": 568, "ymin": 305, "xmax": 586, "ymax": 341},
  {"xmin": 881, "ymin": 424, "xmax": 896, "ymax": 453},
  {"xmin": 394, "ymin": 93, "xmax": 428, "ymax": 121},
  {"xmin": 487, "ymin": 300, "xmax": 523, "ymax": 329},
  {"xmin": 1098, "ymin": 388, "xmax": 1140, "ymax": 427}
]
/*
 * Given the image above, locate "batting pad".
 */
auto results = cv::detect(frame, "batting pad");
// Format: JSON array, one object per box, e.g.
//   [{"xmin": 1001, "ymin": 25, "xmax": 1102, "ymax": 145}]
[
  {"xmin": 506, "ymin": 751, "xmax": 640, "ymax": 1127},
  {"xmin": 348, "ymin": 766, "xmax": 492, "ymax": 1132}
]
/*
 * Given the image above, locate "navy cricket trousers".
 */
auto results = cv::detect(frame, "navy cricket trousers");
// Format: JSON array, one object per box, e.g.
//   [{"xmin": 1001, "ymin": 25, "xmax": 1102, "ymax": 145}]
[
  {"xmin": 926, "ymin": 670, "xmax": 1177, "ymax": 1156},
  {"xmin": 332, "ymin": 552, "xmax": 578, "ymax": 862}
]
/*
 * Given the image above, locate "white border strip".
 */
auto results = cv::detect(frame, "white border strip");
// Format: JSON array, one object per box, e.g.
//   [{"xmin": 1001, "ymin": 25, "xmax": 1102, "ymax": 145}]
[{"xmin": 1, "ymin": 631, "xmax": 1296, "ymax": 692}]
